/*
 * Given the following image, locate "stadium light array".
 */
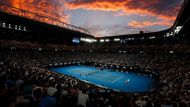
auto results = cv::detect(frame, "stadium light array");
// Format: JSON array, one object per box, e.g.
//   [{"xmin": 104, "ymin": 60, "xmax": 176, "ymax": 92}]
[
  {"xmin": 15, "ymin": 25, "xmax": 18, "ymax": 30},
  {"xmin": 38, "ymin": 48, "xmax": 42, "ymax": 51},
  {"xmin": 169, "ymin": 51, "xmax": 174, "ymax": 54},
  {"xmin": 92, "ymin": 39, "xmax": 97, "ymax": 42},
  {"xmin": 105, "ymin": 39, "xmax": 110, "ymax": 42},
  {"xmin": 166, "ymin": 33, "xmax": 170, "ymax": 37},
  {"xmin": 23, "ymin": 27, "xmax": 26, "ymax": 31},
  {"xmin": 100, "ymin": 39, "xmax": 105, "ymax": 42},
  {"xmin": 1, "ymin": 22, "xmax": 28, "ymax": 31},
  {"xmin": 174, "ymin": 26, "xmax": 183, "ymax": 34},
  {"xmin": 149, "ymin": 36, "xmax": 156, "ymax": 39},
  {"xmin": 2, "ymin": 23, "xmax": 5, "ymax": 27},
  {"xmin": 80, "ymin": 38, "xmax": 97, "ymax": 43},
  {"xmin": 19, "ymin": 26, "xmax": 21, "ymax": 30},
  {"xmin": 8, "ymin": 24, "xmax": 12, "ymax": 29},
  {"xmin": 80, "ymin": 38, "xmax": 92, "ymax": 43},
  {"xmin": 114, "ymin": 38, "xmax": 120, "ymax": 41},
  {"xmin": 170, "ymin": 32, "xmax": 174, "ymax": 36},
  {"xmin": 128, "ymin": 38, "xmax": 134, "ymax": 40},
  {"xmin": 164, "ymin": 26, "xmax": 183, "ymax": 38}
]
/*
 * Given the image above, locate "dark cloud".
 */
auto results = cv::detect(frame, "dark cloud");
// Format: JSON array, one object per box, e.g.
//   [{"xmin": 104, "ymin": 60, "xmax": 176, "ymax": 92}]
[{"xmin": 65, "ymin": 0, "xmax": 183, "ymax": 20}]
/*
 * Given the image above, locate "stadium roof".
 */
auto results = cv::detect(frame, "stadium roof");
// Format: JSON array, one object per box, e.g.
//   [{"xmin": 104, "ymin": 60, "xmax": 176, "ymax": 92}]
[
  {"xmin": 0, "ymin": 10, "xmax": 94, "ymax": 44},
  {"xmin": 0, "ymin": 0, "xmax": 189, "ymax": 43},
  {"xmin": 98, "ymin": 0, "xmax": 190, "ymax": 39},
  {"xmin": 0, "ymin": 0, "xmax": 184, "ymax": 37}
]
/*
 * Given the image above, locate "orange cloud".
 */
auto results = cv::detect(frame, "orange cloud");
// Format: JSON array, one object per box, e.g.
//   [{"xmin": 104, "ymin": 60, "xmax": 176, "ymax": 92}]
[
  {"xmin": 0, "ymin": 0, "xmax": 70, "ymax": 23},
  {"xmin": 128, "ymin": 20, "xmax": 172, "ymax": 28},
  {"xmin": 64, "ymin": 0, "xmax": 181, "ymax": 21},
  {"xmin": 65, "ymin": 0, "xmax": 127, "ymax": 12}
]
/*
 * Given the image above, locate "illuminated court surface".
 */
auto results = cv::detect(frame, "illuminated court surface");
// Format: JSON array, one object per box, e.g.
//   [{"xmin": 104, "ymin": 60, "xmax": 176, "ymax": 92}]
[{"xmin": 50, "ymin": 65, "xmax": 154, "ymax": 92}]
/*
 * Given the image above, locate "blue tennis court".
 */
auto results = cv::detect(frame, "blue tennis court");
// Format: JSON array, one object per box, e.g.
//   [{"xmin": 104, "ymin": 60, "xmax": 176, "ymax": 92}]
[{"xmin": 50, "ymin": 65, "xmax": 154, "ymax": 92}]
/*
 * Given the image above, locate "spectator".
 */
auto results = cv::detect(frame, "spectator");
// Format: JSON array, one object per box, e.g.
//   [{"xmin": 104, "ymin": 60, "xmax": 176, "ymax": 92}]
[{"xmin": 77, "ymin": 89, "xmax": 89, "ymax": 107}]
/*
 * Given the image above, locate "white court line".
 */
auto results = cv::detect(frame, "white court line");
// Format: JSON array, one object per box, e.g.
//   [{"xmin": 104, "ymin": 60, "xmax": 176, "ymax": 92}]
[{"xmin": 111, "ymin": 76, "xmax": 124, "ymax": 83}]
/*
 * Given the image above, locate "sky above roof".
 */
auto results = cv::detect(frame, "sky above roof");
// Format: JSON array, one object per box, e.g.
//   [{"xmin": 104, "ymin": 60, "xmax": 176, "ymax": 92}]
[{"xmin": 0, "ymin": 0, "xmax": 184, "ymax": 37}]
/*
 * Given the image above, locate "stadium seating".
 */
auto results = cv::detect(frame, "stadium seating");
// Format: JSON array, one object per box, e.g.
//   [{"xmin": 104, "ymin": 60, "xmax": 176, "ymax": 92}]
[{"xmin": 0, "ymin": 44, "xmax": 189, "ymax": 107}]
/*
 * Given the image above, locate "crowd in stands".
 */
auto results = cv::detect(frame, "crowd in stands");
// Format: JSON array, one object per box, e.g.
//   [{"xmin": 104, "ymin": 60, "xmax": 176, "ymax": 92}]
[
  {"xmin": 1, "ymin": 39, "xmax": 190, "ymax": 54},
  {"xmin": 0, "ymin": 49, "xmax": 190, "ymax": 107},
  {"xmin": 0, "ymin": 46, "xmax": 189, "ymax": 107}
]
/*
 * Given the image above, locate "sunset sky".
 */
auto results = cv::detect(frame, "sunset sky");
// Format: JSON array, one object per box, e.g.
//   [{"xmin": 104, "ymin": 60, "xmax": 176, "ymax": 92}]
[{"xmin": 0, "ymin": 0, "xmax": 184, "ymax": 37}]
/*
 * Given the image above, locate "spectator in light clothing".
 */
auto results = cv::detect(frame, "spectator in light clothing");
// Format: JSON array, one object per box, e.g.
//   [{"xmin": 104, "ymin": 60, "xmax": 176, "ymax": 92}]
[{"xmin": 77, "ymin": 89, "xmax": 89, "ymax": 107}]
